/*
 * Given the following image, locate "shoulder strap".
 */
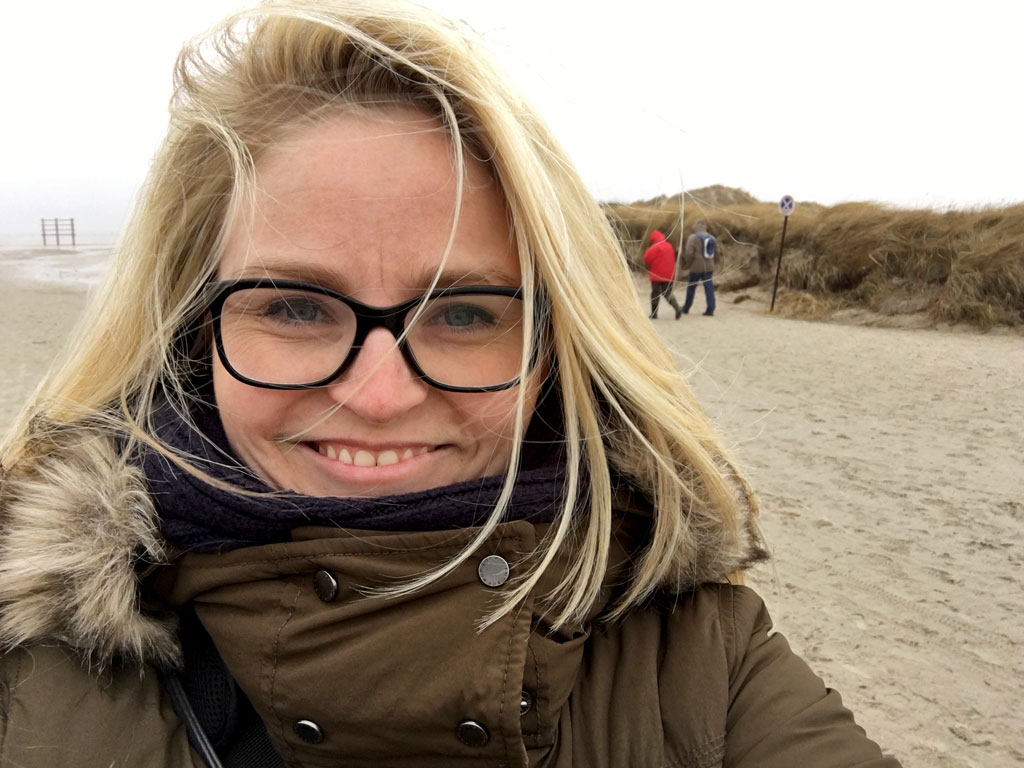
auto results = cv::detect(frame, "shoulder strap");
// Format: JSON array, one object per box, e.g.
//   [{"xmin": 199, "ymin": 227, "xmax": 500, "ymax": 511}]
[
  {"xmin": 162, "ymin": 606, "xmax": 285, "ymax": 768},
  {"xmin": 163, "ymin": 672, "xmax": 226, "ymax": 768}
]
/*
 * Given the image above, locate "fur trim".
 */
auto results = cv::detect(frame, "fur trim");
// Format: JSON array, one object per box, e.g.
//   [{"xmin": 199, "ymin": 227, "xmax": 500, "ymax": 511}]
[
  {"xmin": 614, "ymin": 473, "xmax": 768, "ymax": 594},
  {"xmin": 666, "ymin": 483, "xmax": 769, "ymax": 589},
  {"xmin": 0, "ymin": 428, "xmax": 180, "ymax": 667},
  {"xmin": 688, "ymin": 472, "xmax": 768, "ymax": 584}
]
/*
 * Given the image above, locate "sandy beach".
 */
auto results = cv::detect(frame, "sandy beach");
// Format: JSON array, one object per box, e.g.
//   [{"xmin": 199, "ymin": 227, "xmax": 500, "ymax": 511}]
[
  {"xmin": 647, "ymin": 279, "xmax": 1023, "ymax": 768},
  {"xmin": 1, "ymin": 245, "xmax": 1021, "ymax": 767},
  {"xmin": 0, "ymin": 248, "xmax": 94, "ymax": 424}
]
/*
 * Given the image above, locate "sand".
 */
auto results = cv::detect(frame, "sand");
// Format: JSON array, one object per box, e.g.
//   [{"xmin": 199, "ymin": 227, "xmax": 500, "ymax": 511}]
[
  {"xmin": 0, "ymin": 248, "xmax": 93, "ymax": 423},
  {"xmin": 1, "ymin": 245, "xmax": 1021, "ymax": 767},
  {"xmin": 649, "ymin": 280, "xmax": 1023, "ymax": 768}
]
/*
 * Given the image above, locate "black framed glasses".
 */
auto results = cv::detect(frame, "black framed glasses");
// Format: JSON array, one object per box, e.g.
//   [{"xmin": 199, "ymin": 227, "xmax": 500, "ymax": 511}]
[{"xmin": 205, "ymin": 279, "xmax": 529, "ymax": 392}]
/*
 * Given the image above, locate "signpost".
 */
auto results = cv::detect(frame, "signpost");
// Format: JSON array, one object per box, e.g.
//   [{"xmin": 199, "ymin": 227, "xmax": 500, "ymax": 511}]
[{"xmin": 770, "ymin": 196, "xmax": 795, "ymax": 311}]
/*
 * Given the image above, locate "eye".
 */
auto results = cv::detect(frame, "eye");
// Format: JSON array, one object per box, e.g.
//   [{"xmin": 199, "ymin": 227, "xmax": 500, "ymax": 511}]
[
  {"xmin": 408, "ymin": 293, "xmax": 523, "ymax": 345},
  {"xmin": 263, "ymin": 295, "xmax": 331, "ymax": 325},
  {"xmin": 436, "ymin": 302, "xmax": 496, "ymax": 329}
]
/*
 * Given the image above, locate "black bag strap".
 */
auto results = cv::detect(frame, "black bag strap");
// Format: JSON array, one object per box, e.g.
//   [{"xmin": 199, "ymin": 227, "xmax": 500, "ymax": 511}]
[
  {"xmin": 163, "ymin": 672, "xmax": 226, "ymax": 768},
  {"xmin": 161, "ymin": 606, "xmax": 285, "ymax": 768}
]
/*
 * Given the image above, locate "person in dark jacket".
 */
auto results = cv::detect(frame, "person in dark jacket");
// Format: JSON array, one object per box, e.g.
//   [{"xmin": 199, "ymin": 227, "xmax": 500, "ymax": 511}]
[
  {"xmin": 642, "ymin": 229, "xmax": 683, "ymax": 319},
  {"xmin": 0, "ymin": 2, "xmax": 903, "ymax": 766},
  {"xmin": 681, "ymin": 218, "xmax": 718, "ymax": 316}
]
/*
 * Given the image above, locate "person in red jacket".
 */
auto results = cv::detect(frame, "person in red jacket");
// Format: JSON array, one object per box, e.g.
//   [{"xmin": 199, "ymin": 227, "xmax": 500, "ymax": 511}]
[{"xmin": 642, "ymin": 229, "xmax": 683, "ymax": 319}]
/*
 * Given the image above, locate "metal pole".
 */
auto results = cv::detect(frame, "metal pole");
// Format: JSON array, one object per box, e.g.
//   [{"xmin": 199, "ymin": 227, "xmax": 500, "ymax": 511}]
[
  {"xmin": 70, "ymin": 218, "xmax": 76, "ymax": 247},
  {"xmin": 41, "ymin": 219, "xmax": 47, "ymax": 246},
  {"xmin": 770, "ymin": 215, "xmax": 789, "ymax": 312},
  {"xmin": 54, "ymin": 218, "xmax": 60, "ymax": 247},
  {"xmin": 677, "ymin": 178, "xmax": 685, "ymax": 278}
]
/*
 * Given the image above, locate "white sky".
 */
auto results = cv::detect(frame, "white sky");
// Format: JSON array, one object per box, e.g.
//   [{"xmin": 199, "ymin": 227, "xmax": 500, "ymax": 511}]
[{"xmin": 1, "ymin": 0, "xmax": 1021, "ymax": 235}]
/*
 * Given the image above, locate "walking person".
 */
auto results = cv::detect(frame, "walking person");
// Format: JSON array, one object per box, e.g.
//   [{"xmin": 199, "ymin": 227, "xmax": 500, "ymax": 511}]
[
  {"xmin": 0, "ymin": 2, "xmax": 902, "ymax": 766},
  {"xmin": 681, "ymin": 218, "xmax": 718, "ymax": 316},
  {"xmin": 642, "ymin": 229, "xmax": 682, "ymax": 319}
]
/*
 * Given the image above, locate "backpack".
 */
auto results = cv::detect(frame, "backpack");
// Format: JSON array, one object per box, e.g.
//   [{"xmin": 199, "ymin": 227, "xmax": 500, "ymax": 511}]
[{"xmin": 697, "ymin": 233, "xmax": 716, "ymax": 260}]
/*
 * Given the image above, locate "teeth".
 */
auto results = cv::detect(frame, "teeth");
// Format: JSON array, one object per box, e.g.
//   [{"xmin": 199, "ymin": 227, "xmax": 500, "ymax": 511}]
[
  {"xmin": 377, "ymin": 450, "xmax": 399, "ymax": 466},
  {"xmin": 316, "ymin": 443, "xmax": 431, "ymax": 467}
]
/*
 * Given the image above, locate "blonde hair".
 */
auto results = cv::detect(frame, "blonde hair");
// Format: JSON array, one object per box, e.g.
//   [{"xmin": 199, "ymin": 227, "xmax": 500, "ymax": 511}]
[{"xmin": 1, "ymin": 0, "xmax": 759, "ymax": 630}]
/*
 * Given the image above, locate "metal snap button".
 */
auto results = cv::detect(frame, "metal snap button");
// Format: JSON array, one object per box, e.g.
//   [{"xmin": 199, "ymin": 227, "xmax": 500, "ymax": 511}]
[
  {"xmin": 520, "ymin": 690, "xmax": 533, "ymax": 716},
  {"xmin": 293, "ymin": 719, "xmax": 324, "ymax": 744},
  {"xmin": 455, "ymin": 719, "xmax": 490, "ymax": 747},
  {"xmin": 477, "ymin": 555, "xmax": 510, "ymax": 587},
  {"xmin": 313, "ymin": 570, "xmax": 339, "ymax": 602}
]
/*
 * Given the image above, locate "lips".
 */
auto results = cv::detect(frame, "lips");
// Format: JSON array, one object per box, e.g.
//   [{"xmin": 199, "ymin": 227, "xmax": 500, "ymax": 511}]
[{"xmin": 312, "ymin": 442, "xmax": 433, "ymax": 467}]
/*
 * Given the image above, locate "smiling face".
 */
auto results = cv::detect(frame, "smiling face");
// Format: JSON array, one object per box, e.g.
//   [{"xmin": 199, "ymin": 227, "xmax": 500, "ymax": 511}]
[{"xmin": 212, "ymin": 108, "xmax": 540, "ymax": 497}]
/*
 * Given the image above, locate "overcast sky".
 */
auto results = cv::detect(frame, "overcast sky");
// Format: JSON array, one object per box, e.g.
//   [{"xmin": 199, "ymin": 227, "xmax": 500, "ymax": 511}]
[{"xmin": 1, "ymin": 0, "xmax": 1021, "ymax": 236}]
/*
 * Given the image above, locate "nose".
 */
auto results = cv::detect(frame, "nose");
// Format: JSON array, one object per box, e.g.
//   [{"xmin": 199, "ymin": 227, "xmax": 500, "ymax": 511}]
[{"xmin": 325, "ymin": 328, "xmax": 430, "ymax": 421}]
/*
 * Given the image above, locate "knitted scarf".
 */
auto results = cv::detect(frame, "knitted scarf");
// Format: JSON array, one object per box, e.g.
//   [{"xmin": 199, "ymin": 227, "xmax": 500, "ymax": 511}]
[{"xmin": 142, "ymin": 386, "xmax": 568, "ymax": 553}]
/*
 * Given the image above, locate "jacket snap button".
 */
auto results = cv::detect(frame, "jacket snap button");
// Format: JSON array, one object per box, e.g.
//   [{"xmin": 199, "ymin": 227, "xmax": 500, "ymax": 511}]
[
  {"xmin": 520, "ymin": 690, "xmax": 533, "ymax": 716},
  {"xmin": 293, "ymin": 719, "xmax": 324, "ymax": 744},
  {"xmin": 455, "ymin": 719, "xmax": 490, "ymax": 747},
  {"xmin": 313, "ymin": 570, "xmax": 339, "ymax": 602},
  {"xmin": 477, "ymin": 555, "xmax": 510, "ymax": 587}
]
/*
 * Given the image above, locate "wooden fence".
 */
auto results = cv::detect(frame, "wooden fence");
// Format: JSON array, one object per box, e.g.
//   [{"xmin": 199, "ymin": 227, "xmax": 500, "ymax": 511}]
[{"xmin": 41, "ymin": 218, "xmax": 76, "ymax": 247}]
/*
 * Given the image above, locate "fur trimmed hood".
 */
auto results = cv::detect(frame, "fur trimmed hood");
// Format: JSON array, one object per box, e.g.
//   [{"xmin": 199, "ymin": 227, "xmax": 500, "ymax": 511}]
[
  {"xmin": 0, "ymin": 428, "xmax": 180, "ymax": 667},
  {"xmin": 0, "ymin": 428, "xmax": 765, "ymax": 669}
]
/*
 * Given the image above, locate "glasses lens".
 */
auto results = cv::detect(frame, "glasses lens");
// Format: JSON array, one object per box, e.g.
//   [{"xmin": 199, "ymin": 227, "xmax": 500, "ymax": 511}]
[
  {"xmin": 219, "ymin": 287, "xmax": 356, "ymax": 385},
  {"xmin": 405, "ymin": 293, "xmax": 525, "ymax": 389}
]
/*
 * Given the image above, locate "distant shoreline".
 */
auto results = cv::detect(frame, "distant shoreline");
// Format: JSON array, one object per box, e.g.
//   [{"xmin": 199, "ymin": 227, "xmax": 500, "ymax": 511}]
[
  {"xmin": 0, "ymin": 233, "xmax": 119, "ymax": 249},
  {"xmin": 0, "ymin": 244, "xmax": 112, "ymax": 289}
]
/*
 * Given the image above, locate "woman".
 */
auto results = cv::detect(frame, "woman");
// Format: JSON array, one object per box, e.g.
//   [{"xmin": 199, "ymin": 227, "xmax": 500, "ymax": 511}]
[{"xmin": 0, "ymin": 1, "xmax": 901, "ymax": 766}]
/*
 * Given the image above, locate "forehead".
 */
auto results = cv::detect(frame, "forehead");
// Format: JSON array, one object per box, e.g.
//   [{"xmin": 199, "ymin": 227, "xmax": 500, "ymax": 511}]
[
  {"xmin": 219, "ymin": 107, "xmax": 518, "ymax": 294},
  {"xmin": 257, "ymin": 107, "xmax": 465, "ymax": 201}
]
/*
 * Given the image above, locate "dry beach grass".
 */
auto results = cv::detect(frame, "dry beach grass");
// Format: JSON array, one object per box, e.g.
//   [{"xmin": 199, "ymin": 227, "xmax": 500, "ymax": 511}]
[
  {"xmin": 608, "ymin": 188, "xmax": 1024, "ymax": 329},
  {"xmin": 1, "ymin": 244, "xmax": 1022, "ymax": 767}
]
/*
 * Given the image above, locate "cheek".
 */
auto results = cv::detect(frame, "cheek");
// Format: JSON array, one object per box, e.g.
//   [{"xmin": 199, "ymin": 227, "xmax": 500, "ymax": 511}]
[
  {"xmin": 212, "ymin": 358, "xmax": 283, "ymax": 445},
  {"xmin": 450, "ymin": 380, "xmax": 540, "ymax": 442},
  {"xmin": 467, "ymin": 394, "xmax": 521, "ymax": 434}
]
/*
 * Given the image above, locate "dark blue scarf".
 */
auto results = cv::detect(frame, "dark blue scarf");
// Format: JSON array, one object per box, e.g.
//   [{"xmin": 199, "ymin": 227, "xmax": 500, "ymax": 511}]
[{"xmin": 142, "ymin": 386, "xmax": 568, "ymax": 553}]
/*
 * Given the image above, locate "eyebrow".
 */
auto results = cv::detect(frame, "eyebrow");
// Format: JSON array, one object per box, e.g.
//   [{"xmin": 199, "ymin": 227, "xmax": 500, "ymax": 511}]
[
  {"xmin": 403, "ymin": 265, "xmax": 521, "ymax": 291},
  {"xmin": 227, "ymin": 259, "xmax": 520, "ymax": 293}
]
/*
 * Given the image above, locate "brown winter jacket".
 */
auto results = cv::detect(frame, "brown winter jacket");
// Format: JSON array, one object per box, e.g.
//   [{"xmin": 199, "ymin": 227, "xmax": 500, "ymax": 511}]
[
  {"xmin": 684, "ymin": 230, "xmax": 716, "ymax": 275},
  {"xmin": 0, "ymin": 435, "xmax": 902, "ymax": 767}
]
